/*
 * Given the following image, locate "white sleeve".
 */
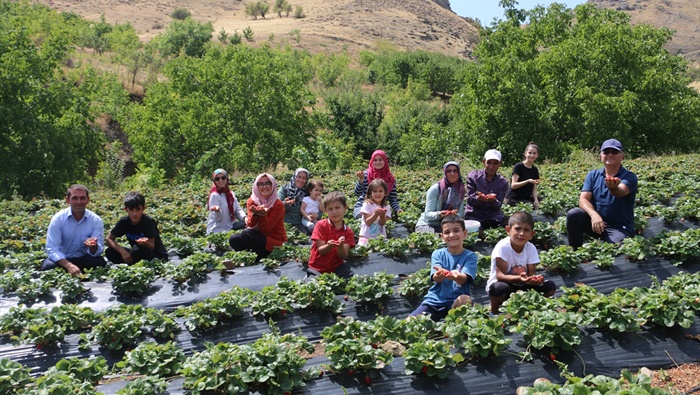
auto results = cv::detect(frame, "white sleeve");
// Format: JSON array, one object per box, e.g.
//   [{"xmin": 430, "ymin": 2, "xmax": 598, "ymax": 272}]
[{"xmin": 208, "ymin": 194, "xmax": 223, "ymax": 223}]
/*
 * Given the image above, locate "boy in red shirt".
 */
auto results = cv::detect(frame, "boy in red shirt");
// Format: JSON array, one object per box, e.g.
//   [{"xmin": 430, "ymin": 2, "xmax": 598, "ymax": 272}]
[{"xmin": 307, "ymin": 191, "xmax": 356, "ymax": 279}]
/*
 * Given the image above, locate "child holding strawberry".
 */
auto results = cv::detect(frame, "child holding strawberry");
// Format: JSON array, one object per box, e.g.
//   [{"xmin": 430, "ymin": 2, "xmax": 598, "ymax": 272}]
[
  {"xmin": 106, "ymin": 192, "xmax": 169, "ymax": 265},
  {"xmin": 486, "ymin": 211, "xmax": 556, "ymax": 315},
  {"xmin": 307, "ymin": 191, "xmax": 356, "ymax": 279},
  {"xmin": 409, "ymin": 215, "xmax": 478, "ymax": 322}
]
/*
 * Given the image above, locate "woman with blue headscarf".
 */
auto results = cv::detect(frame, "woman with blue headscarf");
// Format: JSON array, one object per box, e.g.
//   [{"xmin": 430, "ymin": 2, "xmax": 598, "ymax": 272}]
[
  {"xmin": 277, "ymin": 168, "xmax": 310, "ymax": 234},
  {"xmin": 415, "ymin": 161, "xmax": 466, "ymax": 234}
]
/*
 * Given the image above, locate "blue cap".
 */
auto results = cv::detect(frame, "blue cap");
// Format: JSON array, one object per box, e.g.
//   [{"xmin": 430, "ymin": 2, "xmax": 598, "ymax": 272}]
[{"xmin": 600, "ymin": 139, "xmax": 623, "ymax": 152}]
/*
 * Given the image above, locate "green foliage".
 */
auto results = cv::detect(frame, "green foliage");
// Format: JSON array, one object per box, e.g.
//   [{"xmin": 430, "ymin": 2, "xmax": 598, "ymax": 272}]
[
  {"xmin": 117, "ymin": 341, "xmax": 185, "ymax": 377},
  {"xmin": 0, "ymin": 358, "xmax": 32, "ymax": 394},
  {"xmin": 245, "ymin": 2, "xmax": 270, "ymax": 20},
  {"xmin": 0, "ymin": 21, "xmax": 107, "ymax": 199},
  {"xmin": 80, "ymin": 14, "xmax": 112, "ymax": 55},
  {"xmin": 50, "ymin": 356, "xmax": 108, "ymax": 384},
  {"xmin": 243, "ymin": 25, "xmax": 254, "ymax": 41},
  {"xmin": 398, "ymin": 263, "xmax": 431, "ymax": 298},
  {"xmin": 451, "ymin": 3, "xmax": 700, "ymax": 164},
  {"xmin": 116, "ymin": 376, "xmax": 167, "ymax": 395},
  {"xmin": 175, "ymin": 287, "xmax": 254, "ymax": 331},
  {"xmin": 517, "ymin": 369, "xmax": 673, "ymax": 394},
  {"xmin": 539, "ymin": 245, "xmax": 581, "ymax": 273},
  {"xmin": 22, "ymin": 371, "xmax": 101, "ymax": 395},
  {"xmin": 217, "ymin": 28, "xmax": 228, "ymax": 43},
  {"xmin": 345, "ymin": 271, "xmax": 395, "ymax": 303},
  {"xmin": 229, "ymin": 30, "xmax": 242, "ymax": 45},
  {"xmin": 314, "ymin": 52, "xmax": 350, "ymax": 87},
  {"xmin": 170, "ymin": 7, "xmax": 191, "ymax": 20},
  {"xmin": 119, "ymin": 44, "xmax": 314, "ymax": 178},
  {"xmin": 273, "ymin": 0, "xmax": 290, "ymax": 17},
  {"xmin": 293, "ymin": 5, "xmax": 305, "ymax": 18},
  {"xmin": 154, "ymin": 18, "xmax": 213, "ymax": 57},
  {"xmin": 443, "ymin": 305, "xmax": 511, "ymax": 358}
]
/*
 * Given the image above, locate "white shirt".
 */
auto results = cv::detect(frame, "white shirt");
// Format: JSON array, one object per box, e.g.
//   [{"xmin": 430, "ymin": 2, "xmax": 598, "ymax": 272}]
[
  {"xmin": 206, "ymin": 192, "xmax": 245, "ymax": 234},
  {"xmin": 485, "ymin": 237, "xmax": 540, "ymax": 292},
  {"xmin": 302, "ymin": 196, "xmax": 320, "ymax": 214}
]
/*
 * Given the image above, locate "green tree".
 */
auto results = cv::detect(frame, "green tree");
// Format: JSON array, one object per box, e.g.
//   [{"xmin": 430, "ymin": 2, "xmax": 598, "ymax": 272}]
[
  {"xmin": 451, "ymin": 3, "xmax": 700, "ymax": 163},
  {"xmin": 0, "ymin": 27, "xmax": 113, "ymax": 198},
  {"xmin": 154, "ymin": 18, "xmax": 214, "ymax": 57},
  {"xmin": 119, "ymin": 44, "xmax": 315, "ymax": 178},
  {"xmin": 81, "ymin": 13, "xmax": 112, "ymax": 55},
  {"xmin": 274, "ymin": 0, "xmax": 290, "ymax": 17},
  {"xmin": 170, "ymin": 7, "xmax": 191, "ymax": 20}
]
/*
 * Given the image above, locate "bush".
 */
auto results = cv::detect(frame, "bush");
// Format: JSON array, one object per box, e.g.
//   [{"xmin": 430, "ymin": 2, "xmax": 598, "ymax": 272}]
[
  {"xmin": 170, "ymin": 7, "xmax": 191, "ymax": 20},
  {"xmin": 294, "ymin": 5, "xmax": 305, "ymax": 18},
  {"xmin": 243, "ymin": 26, "xmax": 254, "ymax": 41}
]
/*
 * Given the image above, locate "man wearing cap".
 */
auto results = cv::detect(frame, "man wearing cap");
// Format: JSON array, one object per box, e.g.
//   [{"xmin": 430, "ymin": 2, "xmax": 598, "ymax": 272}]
[
  {"xmin": 566, "ymin": 139, "xmax": 638, "ymax": 249},
  {"xmin": 465, "ymin": 149, "xmax": 509, "ymax": 229}
]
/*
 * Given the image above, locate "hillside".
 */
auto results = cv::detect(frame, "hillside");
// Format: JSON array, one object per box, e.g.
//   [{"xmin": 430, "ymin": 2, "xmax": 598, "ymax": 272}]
[
  {"xmin": 31, "ymin": 0, "xmax": 479, "ymax": 58},
  {"xmin": 589, "ymin": 0, "xmax": 700, "ymax": 60}
]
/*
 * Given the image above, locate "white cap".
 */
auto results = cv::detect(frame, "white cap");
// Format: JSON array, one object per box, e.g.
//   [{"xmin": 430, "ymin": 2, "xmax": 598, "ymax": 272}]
[{"xmin": 483, "ymin": 149, "xmax": 502, "ymax": 162}]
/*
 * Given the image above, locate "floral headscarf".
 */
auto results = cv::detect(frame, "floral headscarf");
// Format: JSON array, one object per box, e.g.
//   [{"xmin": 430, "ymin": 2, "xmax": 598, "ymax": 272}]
[{"xmin": 283, "ymin": 168, "xmax": 309, "ymax": 205}]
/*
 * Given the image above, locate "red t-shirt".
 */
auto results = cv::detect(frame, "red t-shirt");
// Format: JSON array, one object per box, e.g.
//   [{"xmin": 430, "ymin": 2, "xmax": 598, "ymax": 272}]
[{"xmin": 308, "ymin": 219, "xmax": 356, "ymax": 274}]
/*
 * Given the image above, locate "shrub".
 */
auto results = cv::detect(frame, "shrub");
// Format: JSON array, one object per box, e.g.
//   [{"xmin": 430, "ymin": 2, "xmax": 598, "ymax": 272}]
[{"xmin": 170, "ymin": 7, "xmax": 191, "ymax": 20}]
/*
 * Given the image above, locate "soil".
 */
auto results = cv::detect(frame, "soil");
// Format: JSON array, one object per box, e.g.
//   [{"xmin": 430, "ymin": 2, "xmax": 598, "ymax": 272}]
[{"xmin": 651, "ymin": 363, "xmax": 700, "ymax": 394}]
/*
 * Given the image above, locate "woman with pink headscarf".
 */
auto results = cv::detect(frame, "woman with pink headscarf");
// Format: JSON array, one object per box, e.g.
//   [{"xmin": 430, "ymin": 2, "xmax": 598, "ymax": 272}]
[
  {"xmin": 353, "ymin": 150, "xmax": 401, "ymax": 219},
  {"xmin": 229, "ymin": 173, "xmax": 287, "ymax": 259}
]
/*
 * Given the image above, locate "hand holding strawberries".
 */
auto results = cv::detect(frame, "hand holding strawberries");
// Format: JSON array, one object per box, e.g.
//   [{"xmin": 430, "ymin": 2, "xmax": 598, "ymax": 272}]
[
  {"xmin": 84, "ymin": 237, "xmax": 98, "ymax": 247},
  {"xmin": 250, "ymin": 205, "xmax": 268, "ymax": 216},
  {"xmin": 439, "ymin": 209, "xmax": 457, "ymax": 217},
  {"xmin": 135, "ymin": 237, "xmax": 149, "ymax": 245},
  {"xmin": 604, "ymin": 176, "xmax": 621, "ymax": 189},
  {"xmin": 328, "ymin": 236, "xmax": 346, "ymax": 246},
  {"xmin": 477, "ymin": 191, "xmax": 497, "ymax": 202}
]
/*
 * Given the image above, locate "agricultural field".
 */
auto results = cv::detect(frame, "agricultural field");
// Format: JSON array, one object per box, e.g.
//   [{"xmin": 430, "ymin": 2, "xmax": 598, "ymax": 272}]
[{"xmin": 0, "ymin": 153, "xmax": 699, "ymax": 394}]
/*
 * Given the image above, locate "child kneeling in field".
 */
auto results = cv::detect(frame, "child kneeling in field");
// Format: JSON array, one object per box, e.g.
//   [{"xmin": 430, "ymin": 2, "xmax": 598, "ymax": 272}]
[
  {"xmin": 306, "ymin": 191, "xmax": 356, "ymax": 279},
  {"xmin": 486, "ymin": 211, "xmax": 556, "ymax": 315},
  {"xmin": 409, "ymin": 215, "xmax": 478, "ymax": 322}
]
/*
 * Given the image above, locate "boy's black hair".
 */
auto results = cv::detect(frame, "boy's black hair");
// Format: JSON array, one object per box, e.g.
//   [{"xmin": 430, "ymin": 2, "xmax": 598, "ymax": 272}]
[
  {"xmin": 323, "ymin": 191, "xmax": 347, "ymax": 207},
  {"xmin": 508, "ymin": 211, "xmax": 535, "ymax": 228},
  {"xmin": 124, "ymin": 192, "xmax": 146, "ymax": 209},
  {"xmin": 441, "ymin": 214, "xmax": 466, "ymax": 230},
  {"xmin": 307, "ymin": 179, "xmax": 324, "ymax": 193}
]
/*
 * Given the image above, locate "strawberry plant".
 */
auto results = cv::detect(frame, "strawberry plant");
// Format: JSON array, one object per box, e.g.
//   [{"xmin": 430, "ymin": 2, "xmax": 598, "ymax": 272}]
[
  {"xmin": 510, "ymin": 309, "xmax": 584, "ymax": 352},
  {"xmin": 292, "ymin": 279, "xmax": 343, "ymax": 313},
  {"xmin": 206, "ymin": 230, "xmax": 235, "ymax": 252},
  {"xmin": 482, "ymin": 227, "xmax": 507, "ymax": 244},
  {"xmin": 402, "ymin": 313, "xmax": 444, "ymax": 344},
  {"xmin": 48, "ymin": 305, "xmax": 98, "ymax": 332},
  {"xmin": 110, "ymin": 263, "xmax": 158, "ymax": 295},
  {"xmin": 165, "ymin": 251, "xmax": 221, "ymax": 283},
  {"xmin": 475, "ymin": 252, "xmax": 491, "ymax": 284},
  {"xmin": 398, "ymin": 263, "xmax": 431, "ymax": 298},
  {"xmin": 619, "ymin": 236, "xmax": 654, "ymax": 262},
  {"xmin": 532, "ymin": 221, "xmax": 558, "ymax": 248},
  {"xmin": 517, "ymin": 369, "xmax": 673, "ymax": 394},
  {"xmin": 0, "ymin": 358, "xmax": 32, "ymax": 394},
  {"xmin": 251, "ymin": 278, "xmax": 297, "ymax": 316},
  {"xmin": 443, "ymin": 305, "xmax": 511, "ymax": 358},
  {"xmin": 584, "ymin": 293, "xmax": 644, "ymax": 333},
  {"xmin": 90, "ymin": 305, "xmax": 146, "ymax": 350},
  {"xmin": 324, "ymin": 337, "xmax": 394, "ymax": 374},
  {"xmin": 653, "ymin": 229, "xmax": 700, "ymax": 265},
  {"xmin": 407, "ymin": 231, "xmax": 443, "ymax": 253},
  {"xmin": 284, "ymin": 223, "xmax": 310, "ymax": 245},
  {"xmin": 259, "ymin": 257, "xmax": 281, "ymax": 271},
  {"xmin": 181, "ymin": 342, "xmax": 247, "ymax": 394},
  {"xmin": 176, "ymin": 286, "xmax": 254, "ymax": 331},
  {"xmin": 500, "ymin": 289, "xmax": 558, "ymax": 325},
  {"xmin": 321, "ymin": 317, "xmax": 369, "ymax": 344},
  {"xmin": 116, "ymin": 376, "xmax": 167, "ymax": 395},
  {"xmin": 83, "ymin": 266, "xmax": 110, "ymax": 282},
  {"xmin": 143, "ymin": 308, "xmax": 180, "ymax": 340},
  {"xmin": 222, "ymin": 250, "xmax": 259, "ymax": 267},
  {"xmin": 463, "ymin": 230, "xmax": 481, "ymax": 247},
  {"xmin": 557, "ymin": 283, "xmax": 602, "ymax": 313},
  {"xmin": 345, "ymin": 271, "xmax": 394, "ymax": 303},
  {"xmin": 21, "ymin": 371, "xmax": 102, "ymax": 395},
  {"xmin": 55, "ymin": 272, "xmax": 90, "ymax": 302},
  {"xmin": 17, "ymin": 320, "xmax": 65, "ymax": 348},
  {"xmin": 576, "ymin": 239, "xmax": 618, "ymax": 269},
  {"xmin": 0, "ymin": 306, "xmax": 45, "ymax": 335},
  {"xmin": 49, "ymin": 356, "xmax": 108, "ymax": 384},
  {"xmin": 116, "ymin": 341, "xmax": 185, "ymax": 377},
  {"xmin": 315, "ymin": 272, "xmax": 346, "ymax": 294},
  {"xmin": 404, "ymin": 338, "xmax": 461, "ymax": 379},
  {"xmin": 165, "ymin": 235, "xmax": 206, "ymax": 258},
  {"xmin": 627, "ymin": 283, "xmax": 695, "ymax": 328},
  {"xmin": 539, "ymin": 245, "xmax": 581, "ymax": 273}
]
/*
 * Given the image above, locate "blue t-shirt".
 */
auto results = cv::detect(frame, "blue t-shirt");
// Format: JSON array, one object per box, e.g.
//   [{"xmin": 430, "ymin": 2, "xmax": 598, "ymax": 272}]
[
  {"xmin": 422, "ymin": 248, "xmax": 478, "ymax": 307},
  {"xmin": 582, "ymin": 166, "xmax": 637, "ymax": 236}
]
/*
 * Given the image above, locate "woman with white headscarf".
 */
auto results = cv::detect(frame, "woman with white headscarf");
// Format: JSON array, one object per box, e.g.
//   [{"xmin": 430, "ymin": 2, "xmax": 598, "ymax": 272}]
[{"xmin": 415, "ymin": 161, "xmax": 466, "ymax": 234}]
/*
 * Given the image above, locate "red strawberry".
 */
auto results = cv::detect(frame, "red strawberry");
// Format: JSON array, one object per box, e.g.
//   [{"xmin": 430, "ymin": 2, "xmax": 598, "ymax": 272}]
[
  {"xmin": 36, "ymin": 344, "xmax": 43, "ymax": 350},
  {"xmin": 348, "ymin": 369, "xmax": 354, "ymax": 375},
  {"xmin": 364, "ymin": 376, "xmax": 372, "ymax": 385},
  {"xmin": 371, "ymin": 343, "xmax": 378, "ymax": 349},
  {"xmin": 549, "ymin": 354, "xmax": 556, "ymax": 361},
  {"xmin": 280, "ymin": 309, "xmax": 287, "ymax": 315},
  {"xmin": 344, "ymin": 295, "xmax": 349, "ymax": 301},
  {"xmin": 421, "ymin": 365, "xmax": 428, "ymax": 374},
  {"xmin": 318, "ymin": 370, "xmax": 324, "ymax": 377}
]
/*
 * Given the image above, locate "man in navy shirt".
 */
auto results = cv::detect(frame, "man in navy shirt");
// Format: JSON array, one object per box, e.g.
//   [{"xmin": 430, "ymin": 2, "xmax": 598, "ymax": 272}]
[{"xmin": 566, "ymin": 139, "xmax": 638, "ymax": 249}]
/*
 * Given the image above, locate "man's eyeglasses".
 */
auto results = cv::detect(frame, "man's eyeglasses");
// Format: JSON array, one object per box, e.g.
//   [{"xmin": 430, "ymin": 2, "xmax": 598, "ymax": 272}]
[
  {"xmin": 214, "ymin": 176, "xmax": 227, "ymax": 181},
  {"xmin": 257, "ymin": 181, "xmax": 273, "ymax": 187}
]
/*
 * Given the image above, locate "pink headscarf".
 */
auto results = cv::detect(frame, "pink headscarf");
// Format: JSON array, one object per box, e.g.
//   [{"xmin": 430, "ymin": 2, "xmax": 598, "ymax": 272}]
[
  {"xmin": 366, "ymin": 150, "xmax": 396, "ymax": 194},
  {"xmin": 250, "ymin": 173, "xmax": 279, "ymax": 209}
]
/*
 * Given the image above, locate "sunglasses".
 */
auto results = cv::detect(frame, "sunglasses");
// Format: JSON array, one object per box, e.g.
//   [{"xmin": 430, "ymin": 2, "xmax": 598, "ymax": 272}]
[
  {"xmin": 257, "ymin": 181, "xmax": 273, "ymax": 187},
  {"xmin": 214, "ymin": 176, "xmax": 227, "ymax": 181}
]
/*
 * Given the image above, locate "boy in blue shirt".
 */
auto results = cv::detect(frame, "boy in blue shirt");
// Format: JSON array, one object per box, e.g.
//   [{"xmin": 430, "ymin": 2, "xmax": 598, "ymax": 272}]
[
  {"xmin": 409, "ymin": 215, "xmax": 478, "ymax": 322},
  {"xmin": 106, "ymin": 192, "xmax": 168, "ymax": 265}
]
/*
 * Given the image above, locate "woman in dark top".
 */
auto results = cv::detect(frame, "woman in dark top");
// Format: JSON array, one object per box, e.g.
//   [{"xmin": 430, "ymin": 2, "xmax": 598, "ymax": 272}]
[{"xmin": 505, "ymin": 142, "xmax": 541, "ymax": 208}]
